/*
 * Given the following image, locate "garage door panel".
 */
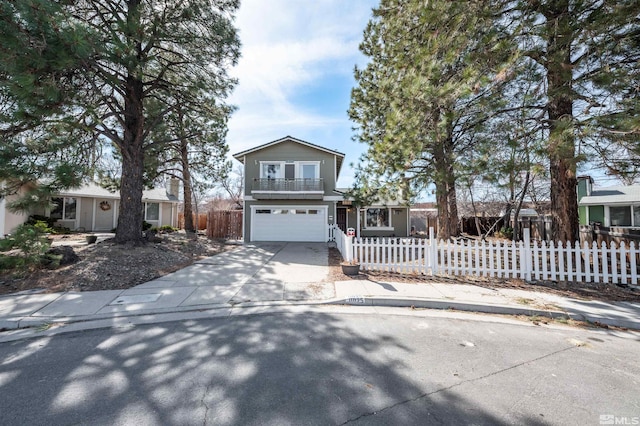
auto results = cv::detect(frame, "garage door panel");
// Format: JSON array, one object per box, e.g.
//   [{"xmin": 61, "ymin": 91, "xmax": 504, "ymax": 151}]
[{"xmin": 252, "ymin": 207, "xmax": 326, "ymax": 242}]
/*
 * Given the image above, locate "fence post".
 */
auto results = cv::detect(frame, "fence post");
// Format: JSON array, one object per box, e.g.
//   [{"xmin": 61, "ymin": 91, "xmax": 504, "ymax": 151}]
[
  {"xmin": 344, "ymin": 232, "xmax": 353, "ymax": 262},
  {"xmin": 523, "ymin": 227, "xmax": 532, "ymax": 281},
  {"xmin": 429, "ymin": 227, "xmax": 436, "ymax": 276}
]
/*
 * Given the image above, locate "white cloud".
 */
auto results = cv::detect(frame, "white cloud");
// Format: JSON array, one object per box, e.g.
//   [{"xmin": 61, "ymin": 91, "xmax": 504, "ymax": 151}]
[{"xmin": 226, "ymin": 0, "xmax": 377, "ymax": 155}]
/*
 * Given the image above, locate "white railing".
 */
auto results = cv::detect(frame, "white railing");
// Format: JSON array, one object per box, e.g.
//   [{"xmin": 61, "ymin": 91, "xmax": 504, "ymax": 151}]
[{"xmin": 340, "ymin": 227, "xmax": 639, "ymax": 286}]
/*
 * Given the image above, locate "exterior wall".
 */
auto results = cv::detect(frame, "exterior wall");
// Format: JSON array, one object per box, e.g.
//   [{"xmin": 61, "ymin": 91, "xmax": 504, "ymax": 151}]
[
  {"xmin": 160, "ymin": 203, "xmax": 174, "ymax": 227},
  {"xmin": 79, "ymin": 197, "xmax": 93, "ymax": 231},
  {"xmin": 244, "ymin": 199, "xmax": 334, "ymax": 242},
  {"xmin": 1, "ymin": 193, "xmax": 29, "ymax": 236},
  {"xmin": 578, "ymin": 205, "xmax": 587, "ymax": 225},
  {"xmin": 589, "ymin": 205, "xmax": 605, "ymax": 224},
  {"xmin": 243, "ymin": 140, "xmax": 338, "ymax": 197}
]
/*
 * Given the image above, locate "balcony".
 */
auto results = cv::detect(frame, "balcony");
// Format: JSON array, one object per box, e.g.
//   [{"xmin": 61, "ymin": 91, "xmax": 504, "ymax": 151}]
[{"xmin": 251, "ymin": 178, "xmax": 324, "ymax": 200}]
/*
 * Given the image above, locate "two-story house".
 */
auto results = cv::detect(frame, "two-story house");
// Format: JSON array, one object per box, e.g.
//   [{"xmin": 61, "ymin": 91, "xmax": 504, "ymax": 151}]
[{"xmin": 233, "ymin": 136, "xmax": 410, "ymax": 242}]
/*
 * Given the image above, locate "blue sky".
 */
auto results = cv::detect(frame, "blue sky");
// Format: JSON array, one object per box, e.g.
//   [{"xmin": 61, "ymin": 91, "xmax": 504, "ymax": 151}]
[{"xmin": 226, "ymin": 0, "xmax": 379, "ymax": 188}]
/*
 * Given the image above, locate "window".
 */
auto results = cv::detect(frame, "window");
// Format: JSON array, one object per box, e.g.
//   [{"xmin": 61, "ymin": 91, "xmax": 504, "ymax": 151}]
[
  {"xmin": 259, "ymin": 161, "xmax": 319, "ymax": 180},
  {"xmin": 610, "ymin": 206, "xmax": 631, "ymax": 226},
  {"xmin": 261, "ymin": 163, "xmax": 281, "ymax": 179},
  {"xmin": 365, "ymin": 208, "xmax": 390, "ymax": 228},
  {"xmin": 145, "ymin": 202, "xmax": 159, "ymax": 221},
  {"xmin": 300, "ymin": 163, "xmax": 318, "ymax": 179},
  {"xmin": 256, "ymin": 209, "xmax": 271, "ymax": 214},
  {"xmin": 634, "ymin": 207, "xmax": 640, "ymax": 227},
  {"xmin": 50, "ymin": 197, "xmax": 77, "ymax": 220}
]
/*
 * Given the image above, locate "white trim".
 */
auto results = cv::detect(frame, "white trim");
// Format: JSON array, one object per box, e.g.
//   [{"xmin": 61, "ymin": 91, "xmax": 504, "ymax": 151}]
[
  {"xmin": 253, "ymin": 191, "xmax": 324, "ymax": 195},
  {"xmin": 604, "ymin": 206, "xmax": 610, "ymax": 226},
  {"xmin": 259, "ymin": 161, "xmax": 285, "ymax": 179},
  {"xmin": 297, "ymin": 161, "xmax": 320, "ymax": 179},
  {"xmin": 113, "ymin": 200, "xmax": 118, "ymax": 229},
  {"xmin": 91, "ymin": 198, "xmax": 97, "ymax": 231},
  {"xmin": 323, "ymin": 195, "xmax": 344, "ymax": 201},
  {"xmin": 233, "ymin": 136, "xmax": 345, "ymax": 161},
  {"xmin": 362, "ymin": 207, "xmax": 393, "ymax": 230}
]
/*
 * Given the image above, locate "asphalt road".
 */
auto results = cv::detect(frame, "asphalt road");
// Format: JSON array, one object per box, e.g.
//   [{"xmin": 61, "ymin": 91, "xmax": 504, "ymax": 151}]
[{"xmin": 0, "ymin": 310, "xmax": 638, "ymax": 425}]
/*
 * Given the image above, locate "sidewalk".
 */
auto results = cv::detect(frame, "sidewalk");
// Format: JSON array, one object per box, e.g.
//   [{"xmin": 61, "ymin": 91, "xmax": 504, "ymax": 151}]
[{"xmin": 1, "ymin": 244, "xmax": 640, "ymax": 335}]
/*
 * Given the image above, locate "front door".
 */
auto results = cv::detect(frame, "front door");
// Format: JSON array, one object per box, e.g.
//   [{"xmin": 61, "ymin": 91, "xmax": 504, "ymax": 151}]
[{"xmin": 336, "ymin": 208, "xmax": 347, "ymax": 232}]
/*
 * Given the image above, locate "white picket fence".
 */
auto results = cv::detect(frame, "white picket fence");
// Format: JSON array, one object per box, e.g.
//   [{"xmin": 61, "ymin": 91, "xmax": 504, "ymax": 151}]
[{"xmin": 331, "ymin": 226, "xmax": 639, "ymax": 286}]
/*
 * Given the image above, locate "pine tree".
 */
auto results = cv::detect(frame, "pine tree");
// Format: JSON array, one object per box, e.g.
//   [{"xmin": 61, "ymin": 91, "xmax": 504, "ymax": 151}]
[
  {"xmin": 349, "ymin": 0, "xmax": 512, "ymax": 238},
  {"xmin": 505, "ymin": 0, "xmax": 640, "ymax": 240}
]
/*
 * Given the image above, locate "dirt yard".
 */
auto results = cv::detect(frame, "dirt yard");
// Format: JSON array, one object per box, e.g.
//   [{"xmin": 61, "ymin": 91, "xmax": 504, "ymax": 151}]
[
  {"xmin": 0, "ymin": 232, "xmax": 234, "ymax": 295},
  {"xmin": 327, "ymin": 248, "xmax": 640, "ymax": 303}
]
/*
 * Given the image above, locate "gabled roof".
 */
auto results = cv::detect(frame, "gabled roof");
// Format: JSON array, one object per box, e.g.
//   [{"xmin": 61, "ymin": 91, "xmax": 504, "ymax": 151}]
[
  {"xmin": 56, "ymin": 183, "xmax": 179, "ymax": 203},
  {"xmin": 579, "ymin": 185, "xmax": 640, "ymax": 206},
  {"xmin": 232, "ymin": 135, "xmax": 345, "ymax": 178}
]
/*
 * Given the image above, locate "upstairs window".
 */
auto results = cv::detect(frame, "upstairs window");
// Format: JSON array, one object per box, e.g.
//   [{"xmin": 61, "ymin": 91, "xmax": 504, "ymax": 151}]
[
  {"xmin": 261, "ymin": 163, "xmax": 281, "ymax": 179},
  {"xmin": 300, "ymin": 163, "xmax": 319, "ymax": 179}
]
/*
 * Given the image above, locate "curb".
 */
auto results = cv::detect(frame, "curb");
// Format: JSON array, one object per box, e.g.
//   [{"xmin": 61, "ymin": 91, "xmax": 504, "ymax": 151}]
[
  {"xmin": 2, "ymin": 297, "xmax": 639, "ymax": 337},
  {"xmin": 332, "ymin": 297, "xmax": 570, "ymax": 319}
]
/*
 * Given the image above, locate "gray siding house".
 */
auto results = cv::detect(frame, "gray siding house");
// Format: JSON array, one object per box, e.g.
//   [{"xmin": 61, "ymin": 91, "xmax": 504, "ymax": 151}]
[
  {"xmin": 233, "ymin": 136, "xmax": 410, "ymax": 242},
  {"xmin": 1, "ymin": 181, "xmax": 179, "ymax": 235}
]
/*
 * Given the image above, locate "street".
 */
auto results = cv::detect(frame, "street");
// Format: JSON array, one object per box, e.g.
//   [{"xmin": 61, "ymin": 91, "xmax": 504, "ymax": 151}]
[{"xmin": 1, "ymin": 309, "xmax": 639, "ymax": 425}]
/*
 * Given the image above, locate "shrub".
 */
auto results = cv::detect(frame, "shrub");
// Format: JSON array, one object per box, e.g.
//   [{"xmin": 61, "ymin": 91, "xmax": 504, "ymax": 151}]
[
  {"xmin": 0, "ymin": 223, "xmax": 52, "ymax": 268},
  {"xmin": 496, "ymin": 226, "xmax": 514, "ymax": 240},
  {"xmin": 26, "ymin": 215, "xmax": 57, "ymax": 229},
  {"xmin": 151, "ymin": 225, "xmax": 179, "ymax": 233},
  {"xmin": 142, "ymin": 221, "xmax": 153, "ymax": 231}
]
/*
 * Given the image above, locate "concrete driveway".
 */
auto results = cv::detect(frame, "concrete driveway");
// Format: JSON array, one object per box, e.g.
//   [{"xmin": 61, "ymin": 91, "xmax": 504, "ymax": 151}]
[
  {"xmin": 131, "ymin": 242, "xmax": 334, "ymax": 307},
  {"xmin": 0, "ymin": 242, "xmax": 335, "ymax": 330},
  {"xmin": 230, "ymin": 242, "xmax": 331, "ymax": 303}
]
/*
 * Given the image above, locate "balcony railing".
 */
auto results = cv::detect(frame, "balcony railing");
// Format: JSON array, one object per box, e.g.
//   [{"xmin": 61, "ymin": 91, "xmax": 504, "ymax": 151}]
[{"xmin": 251, "ymin": 178, "xmax": 324, "ymax": 199}]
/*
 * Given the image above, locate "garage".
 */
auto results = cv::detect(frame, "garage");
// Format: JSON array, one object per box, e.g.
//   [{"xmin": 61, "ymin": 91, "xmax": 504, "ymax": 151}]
[{"xmin": 251, "ymin": 206, "xmax": 327, "ymax": 242}]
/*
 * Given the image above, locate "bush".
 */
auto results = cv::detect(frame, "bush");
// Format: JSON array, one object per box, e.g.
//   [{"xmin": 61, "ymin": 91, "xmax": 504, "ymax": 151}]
[
  {"xmin": 26, "ymin": 215, "xmax": 56, "ymax": 229},
  {"xmin": 151, "ymin": 225, "xmax": 179, "ymax": 233},
  {"xmin": 0, "ymin": 254, "xmax": 24, "ymax": 270},
  {"xmin": 496, "ymin": 226, "xmax": 514, "ymax": 240},
  {"xmin": 142, "ymin": 221, "xmax": 153, "ymax": 231},
  {"xmin": 0, "ymin": 223, "xmax": 52, "ymax": 268}
]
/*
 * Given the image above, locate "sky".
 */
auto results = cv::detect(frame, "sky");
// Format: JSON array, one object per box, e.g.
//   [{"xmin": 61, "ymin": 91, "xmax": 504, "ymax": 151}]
[{"xmin": 225, "ymin": 0, "xmax": 379, "ymax": 189}]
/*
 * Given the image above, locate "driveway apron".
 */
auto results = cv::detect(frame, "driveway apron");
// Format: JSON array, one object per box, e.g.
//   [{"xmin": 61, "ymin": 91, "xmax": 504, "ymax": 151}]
[{"xmin": 230, "ymin": 242, "xmax": 330, "ymax": 303}]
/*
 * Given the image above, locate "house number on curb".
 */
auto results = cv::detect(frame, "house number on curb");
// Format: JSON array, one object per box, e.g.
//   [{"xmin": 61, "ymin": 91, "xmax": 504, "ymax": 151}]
[{"xmin": 346, "ymin": 296, "xmax": 366, "ymax": 304}]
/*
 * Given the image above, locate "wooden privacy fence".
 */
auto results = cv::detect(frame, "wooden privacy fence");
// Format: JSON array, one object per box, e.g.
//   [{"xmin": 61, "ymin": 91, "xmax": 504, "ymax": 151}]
[
  {"xmin": 332, "ymin": 226, "xmax": 639, "ymax": 286},
  {"xmin": 178, "ymin": 213, "xmax": 208, "ymax": 230},
  {"xmin": 207, "ymin": 210, "xmax": 242, "ymax": 239}
]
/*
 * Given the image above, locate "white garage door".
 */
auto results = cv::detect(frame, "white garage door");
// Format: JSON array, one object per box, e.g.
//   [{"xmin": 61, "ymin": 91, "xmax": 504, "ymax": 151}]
[{"xmin": 252, "ymin": 207, "xmax": 326, "ymax": 242}]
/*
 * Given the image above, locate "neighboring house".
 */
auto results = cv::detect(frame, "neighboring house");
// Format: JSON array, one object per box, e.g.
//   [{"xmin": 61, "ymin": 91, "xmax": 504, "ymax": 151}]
[
  {"xmin": 578, "ymin": 176, "xmax": 640, "ymax": 227},
  {"xmin": 233, "ymin": 136, "xmax": 409, "ymax": 242},
  {"xmin": 1, "ymin": 181, "xmax": 179, "ymax": 236}
]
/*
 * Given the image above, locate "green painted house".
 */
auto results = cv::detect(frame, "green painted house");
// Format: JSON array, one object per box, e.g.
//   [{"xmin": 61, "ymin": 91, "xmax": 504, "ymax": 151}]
[
  {"xmin": 233, "ymin": 136, "xmax": 410, "ymax": 242},
  {"xmin": 578, "ymin": 176, "xmax": 640, "ymax": 227}
]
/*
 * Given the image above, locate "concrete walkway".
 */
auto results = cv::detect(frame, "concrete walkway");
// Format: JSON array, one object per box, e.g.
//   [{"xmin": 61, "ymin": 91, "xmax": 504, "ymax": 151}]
[{"xmin": 1, "ymin": 242, "xmax": 640, "ymax": 337}]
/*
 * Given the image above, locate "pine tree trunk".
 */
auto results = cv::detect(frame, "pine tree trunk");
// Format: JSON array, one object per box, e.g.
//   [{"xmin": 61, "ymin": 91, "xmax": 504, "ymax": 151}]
[
  {"xmin": 545, "ymin": 1, "xmax": 578, "ymax": 242},
  {"xmin": 181, "ymin": 142, "xmax": 195, "ymax": 234},
  {"xmin": 115, "ymin": 0, "xmax": 145, "ymax": 245},
  {"xmin": 115, "ymin": 75, "xmax": 145, "ymax": 244}
]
